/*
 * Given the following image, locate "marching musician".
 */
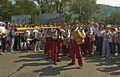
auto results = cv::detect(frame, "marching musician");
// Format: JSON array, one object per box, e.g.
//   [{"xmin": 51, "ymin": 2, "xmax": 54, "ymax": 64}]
[
  {"xmin": 5, "ymin": 25, "xmax": 10, "ymax": 51},
  {"xmin": 61, "ymin": 23, "xmax": 69, "ymax": 56},
  {"xmin": 83, "ymin": 22, "xmax": 93, "ymax": 56},
  {"xmin": 46, "ymin": 24, "xmax": 53, "ymax": 59},
  {"xmin": 57, "ymin": 23, "xmax": 63, "ymax": 58},
  {"xmin": 52, "ymin": 24, "xmax": 59, "ymax": 65},
  {"xmin": 68, "ymin": 23, "xmax": 84, "ymax": 69},
  {"xmin": 43, "ymin": 25, "xmax": 48, "ymax": 55}
]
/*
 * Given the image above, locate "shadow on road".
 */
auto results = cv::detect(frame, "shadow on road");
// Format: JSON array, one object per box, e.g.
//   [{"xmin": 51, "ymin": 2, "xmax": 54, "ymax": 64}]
[
  {"xmin": 14, "ymin": 53, "xmax": 45, "ymax": 62},
  {"xmin": 84, "ymin": 55, "xmax": 120, "ymax": 76},
  {"xmin": 33, "ymin": 65, "xmax": 77, "ymax": 76},
  {"xmin": 8, "ymin": 52, "xmax": 74, "ymax": 77}
]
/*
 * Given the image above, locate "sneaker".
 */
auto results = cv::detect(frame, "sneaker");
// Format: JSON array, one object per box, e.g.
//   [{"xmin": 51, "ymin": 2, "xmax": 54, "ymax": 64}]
[
  {"xmin": 68, "ymin": 63, "xmax": 75, "ymax": 65},
  {"xmin": 4, "ymin": 50, "xmax": 7, "ymax": 52},
  {"xmin": 88, "ymin": 54, "xmax": 93, "ymax": 57},
  {"xmin": 112, "ymin": 57, "xmax": 115, "ymax": 59},
  {"xmin": 57, "ymin": 60, "xmax": 61, "ymax": 62},
  {"xmin": 46, "ymin": 57, "xmax": 51, "ymax": 59},
  {"xmin": 106, "ymin": 56, "xmax": 110, "ymax": 58},
  {"xmin": 0, "ymin": 53, "xmax": 3, "ymax": 55},
  {"xmin": 77, "ymin": 65, "xmax": 83, "ymax": 69},
  {"xmin": 54, "ymin": 63, "xmax": 57, "ymax": 65},
  {"xmin": 11, "ymin": 50, "xmax": 13, "ymax": 52},
  {"xmin": 108, "ymin": 57, "xmax": 112, "ymax": 59},
  {"xmin": 102, "ymin": 55, "xmax": 105, "ymax": 57},
  {"xmin": 34, "ymin": 49, "xmax": 36, "ymax": 52}
]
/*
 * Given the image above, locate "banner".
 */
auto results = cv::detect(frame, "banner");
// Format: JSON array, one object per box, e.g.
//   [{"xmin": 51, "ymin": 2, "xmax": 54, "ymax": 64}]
[
  {"xmin": 39, "ymin": 13, "xmax": 60, "ymax": 24},
  {"xmin": 11, "ymin": 15, "xmax": 31, "ymax": 25}
]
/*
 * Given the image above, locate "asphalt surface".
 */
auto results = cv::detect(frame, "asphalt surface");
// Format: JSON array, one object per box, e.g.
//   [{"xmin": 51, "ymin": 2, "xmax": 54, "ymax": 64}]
[{"xmin": 0, "ymin": 51, "xmax": 120, "ymax": 77}]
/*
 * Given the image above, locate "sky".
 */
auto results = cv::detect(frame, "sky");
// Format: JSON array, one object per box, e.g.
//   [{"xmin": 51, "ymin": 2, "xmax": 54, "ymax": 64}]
[
  {"xmin": 9, "ymin": 0, "xmax": 120, "ymax": 7},
  {"xmin": 97, "ymin": 0, "xmax": 120, "ymax": 7}
]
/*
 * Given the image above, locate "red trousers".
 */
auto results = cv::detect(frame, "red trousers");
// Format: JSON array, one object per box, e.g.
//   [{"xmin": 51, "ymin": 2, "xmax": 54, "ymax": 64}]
[
  {"xmin": 58, "ymin": 40, "xmax": 62, "ymax": 52},
  {"xmin": 47, "ymin": 40, "xmax": 53, "ymax": 58},
  {"xmin": 44, "ymin": 42, "xmax": 47, "ymax": 55},
  {"xmin": 53, "ymin": 40, "xmax": 59, "ymax": 63},
  {"xmin": 70, "ymin": 42, "xmax": 83, "ymax": 66},
  {"xmin": 84, "ymin": 38, "xmax": 92, "ymax": 55}
]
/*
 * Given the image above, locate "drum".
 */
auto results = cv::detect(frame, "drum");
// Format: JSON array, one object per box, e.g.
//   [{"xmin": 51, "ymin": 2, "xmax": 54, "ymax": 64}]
[{"xmin": 72, "ymin": 30, "xmax": 84, "ymax": 45}]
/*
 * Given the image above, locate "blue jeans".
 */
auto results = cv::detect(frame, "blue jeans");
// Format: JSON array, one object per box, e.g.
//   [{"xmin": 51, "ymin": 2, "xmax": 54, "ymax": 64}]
[
  {"xmin": 102, "ymin": 40, "xmax": 110, "ymax": 57},
  {"xmin": 10, "ymin": 37, "xmax": 15, "ymax": 51},
  {"xmin": 40, "ymin": 42, "xmax": 43, "ymax": 50},
  {"xmin": 109, "ymin": 42, "xmax": 115, "ymax": 55},
  {"xmin": 96, "ymin": 37, "xmax": 103, "ymax": 52}
]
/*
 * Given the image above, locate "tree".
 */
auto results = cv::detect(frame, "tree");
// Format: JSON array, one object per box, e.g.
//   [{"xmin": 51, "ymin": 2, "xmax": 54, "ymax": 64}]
[
  {"xmin": 67, "ymin": 0, "xmax": 100, "ymax": 23},
  {"xmin": 0, "ymin": 0, "xmax": 12, "ymax": 20},
  {"xmin": 11, "ymin": 0, "xmax": 40, "ymax": 25},
  {"xmin": 104, "ymin": 12, "xmax": 120, "ymax": 25}
]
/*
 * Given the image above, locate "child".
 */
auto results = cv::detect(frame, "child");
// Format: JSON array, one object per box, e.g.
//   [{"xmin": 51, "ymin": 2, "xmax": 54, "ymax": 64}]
[
  {"xmin": 32, "ymin": 29, "xmax": 39, "ymax": 51},
  {"xmin": 26, "ymin": 36, "xmax": 31, "ymax": 51}
]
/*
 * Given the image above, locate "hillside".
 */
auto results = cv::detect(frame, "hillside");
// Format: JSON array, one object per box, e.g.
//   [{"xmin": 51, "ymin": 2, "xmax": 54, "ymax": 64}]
[{"xmin": 95, "ymin": 4, "xmax": 120, "ymax": 18}]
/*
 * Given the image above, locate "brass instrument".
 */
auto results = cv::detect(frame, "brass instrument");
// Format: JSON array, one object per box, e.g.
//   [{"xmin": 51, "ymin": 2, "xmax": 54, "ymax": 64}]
[
  {"xmin": 17, "ymin": 26, "xmax": 60, "ymax": 31},
  {"xmin": 72, "ymin": 30, "xmax": 84, "ymax": 45}
]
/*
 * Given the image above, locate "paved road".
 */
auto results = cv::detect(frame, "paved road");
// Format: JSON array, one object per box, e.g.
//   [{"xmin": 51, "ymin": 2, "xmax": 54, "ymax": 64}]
[{"xmin": 0, "ymin": 51, "xmax": 120, "ymax": 77}]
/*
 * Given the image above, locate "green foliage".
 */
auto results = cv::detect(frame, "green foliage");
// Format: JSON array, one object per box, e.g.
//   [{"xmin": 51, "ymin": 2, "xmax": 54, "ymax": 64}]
[
  {"xmin": 104, "ymin": 12, "xmax": 120, "ymax": 25},
  {"xmin": 12, "ymin": 0, "xmax": 40, "ymax": 25},
  {"xmin": 0, "ymin": 0, "xmax": 12, "ymax": 20},
  {"xmin": 94, "ymin": 4, "xmax": 120, "ymax": 18},
  {"xmin": 66, "ymin": 0, "xmax": 100, "ymax": 23},
  {"xmin": 0, "ymin": 0, "xmax": 105, "ymax": 25}
]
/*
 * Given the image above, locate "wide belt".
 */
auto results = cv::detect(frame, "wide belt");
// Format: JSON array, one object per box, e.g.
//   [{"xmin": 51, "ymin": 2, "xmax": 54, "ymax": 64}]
[
  {"xmin": 46, "ymin": 37, "xmax": 52, "ymax": 40},
  {"xmin": 70, "ymin": 39, "xmax": 75, "ymax": 43}
]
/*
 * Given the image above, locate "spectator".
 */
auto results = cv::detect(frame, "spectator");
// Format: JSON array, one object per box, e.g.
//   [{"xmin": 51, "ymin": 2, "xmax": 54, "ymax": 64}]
[
  {"xmin": 9, "ymin": 26, "xmax": 15, "ymax": 52},
  {"xmin": 0, "ymin": 21, "xmax": 7, "ymax": 52},
  {"xmin": 0, "ymin": 30, "xmax": 3, "ymax": 55}
]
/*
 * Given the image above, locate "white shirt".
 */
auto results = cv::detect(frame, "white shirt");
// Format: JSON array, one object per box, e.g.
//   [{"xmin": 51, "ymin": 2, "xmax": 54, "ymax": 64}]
[
  {"xmin": 109, "ymin": 31, "xmax": 113, "ymax": 42},
  {"xmin": 92, "ymin": 26, "xmax": 99, "ymax": 35},
  {"xmin": 70, "ymin": 27, "xmax": 84, "ymax": 40},
  {"xmin": 46, "ymin": 29, "xmax": 52, "ymax": 38},
  {"xmin": 0, "ymin": 26, "xmax": 6, "ymax": 33},
  {"xmin": 6, "ymin": 30, "xmax": 10, "ymax": 34},
  {"xmin": 34, "ymin": 32, "xmax": 41, "ymax": 40},
  {"xmin": 25, "ymin": 30, "xmax": 30, "ymax": 37},
  {"xmin": 115, "ymin": 28, "xmax": 118, "ymax": 32},
  {"xmin": 97, "ymin": 30, "xmax": 103, "ymax": 37},
  {"xmin": 33, "ymin": 29, "xmax": 38, "ymax": 33},
  {"xmin": 102, "ymin": 30, "xmax": 109, "ymax": 41},
  {"xmin": 70, "ymin": 27, "xmax": 79, "ymax": 40}
]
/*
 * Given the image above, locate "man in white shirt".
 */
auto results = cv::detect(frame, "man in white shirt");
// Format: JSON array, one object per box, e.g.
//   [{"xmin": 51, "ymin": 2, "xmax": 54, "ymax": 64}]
[
  {"xmin": 68, "ymin": 23, "xmax": 84, "ymax": 69},
  {"xmin": 46, "ymin": 25, "xmax": 53, "ymax": 59},
  {"xmin": 0, "ymin": 21, "xmax": 7, "ymax": 53},
  {"xmin": 0, "ymin": 22, "xmax": 6, "ymax": 33}
]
